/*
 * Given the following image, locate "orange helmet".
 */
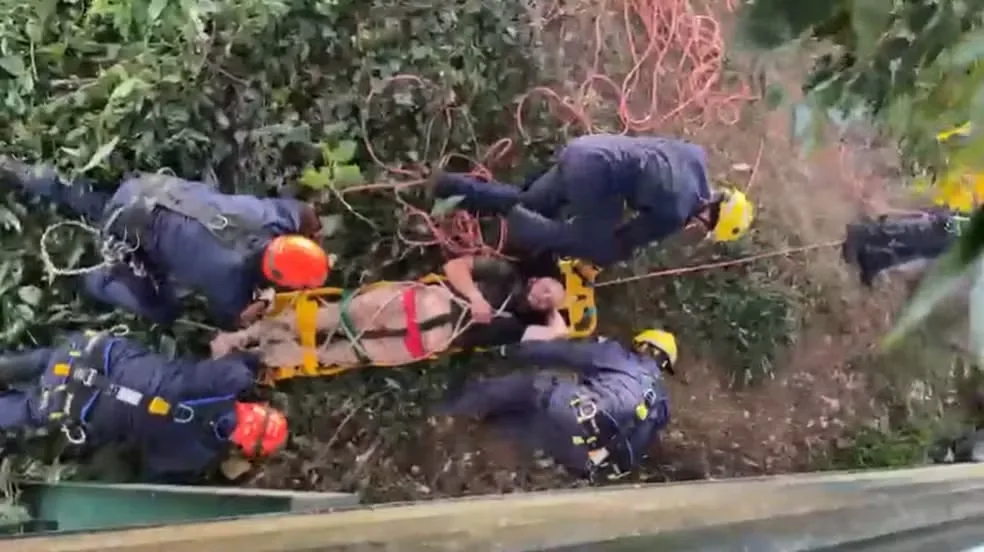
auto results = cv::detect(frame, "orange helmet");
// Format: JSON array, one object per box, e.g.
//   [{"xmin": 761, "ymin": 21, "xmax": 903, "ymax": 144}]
[
  {"xmin": 262, "ymin": 235, "xmax": 330, "ymax": 289},
  {"xmin": 229, "ymin": 402, "xmax": 289, "ymax": 458}
]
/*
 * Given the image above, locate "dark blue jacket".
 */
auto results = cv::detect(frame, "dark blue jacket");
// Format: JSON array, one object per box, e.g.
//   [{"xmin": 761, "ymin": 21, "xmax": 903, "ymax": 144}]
[
  {"xmin": 514, "ymin": 338, "xmax": 670, "ymax": 457},
  {"xmin": 561, "ymin": 135, "xmax": 711, "ymax": 253},
  {"xmin": 6, "ymin": 333, "xmax": 260, "ymax": 480},
  {"xmin": 85, "ymin": 177, "xmax": 308, "ymax": 329},
  {"xmin": 444, "ymin": 338, "xmax": 670, "ymax": 476}
]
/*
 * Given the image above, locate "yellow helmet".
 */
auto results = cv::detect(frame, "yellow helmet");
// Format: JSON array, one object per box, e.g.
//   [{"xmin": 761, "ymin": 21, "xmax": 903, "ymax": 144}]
[
  {"xmin": 712, "ymin": 188, "xmax": 754, "ymax": 242},
  {"xmin": 633, "ymin": 329, "xmax": 678, "ymax": 374},
  {"xmin": 937, "ymin": 122, "xmax": 973, "ymax": 144}
]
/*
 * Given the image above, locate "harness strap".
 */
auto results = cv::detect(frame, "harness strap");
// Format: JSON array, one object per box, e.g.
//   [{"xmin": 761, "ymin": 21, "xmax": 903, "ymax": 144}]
[
  {"xmin": 110, "ymin": 174, "xmax": 271, "ymax": 257},
  {"xmin": 567, "ymin": 380, "xmax": 667, "ymax": 481},
  {"xmin": 401, "ymin": 287, "xmax": 427, "ymax": 359},
  {"xmin": 45, "ymin": 332, "xmax": 235, "ymax": 446},
  {"xmin": 337, "ymin": 289, "xmax": 372, "ymax": 363}
]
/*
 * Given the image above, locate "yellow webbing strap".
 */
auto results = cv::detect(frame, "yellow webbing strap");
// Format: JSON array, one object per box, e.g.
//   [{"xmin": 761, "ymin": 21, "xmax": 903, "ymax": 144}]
[
  {"xmin": 295, "ymin": 294, "xmax": 320, "ymax": 375},
  {"xmin": 267, "ymin": 259, "xmax": 599, "ymax": 381}
]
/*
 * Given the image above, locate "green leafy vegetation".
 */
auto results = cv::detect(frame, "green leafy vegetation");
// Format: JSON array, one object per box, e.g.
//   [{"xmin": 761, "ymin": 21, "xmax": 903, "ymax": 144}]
[
  {"xmin": 0, "ymin": 0, "xmax": 561, "ymax": 496},
  {"xmin": 736, "ymin": 0, "xmax": 984, "ymax": 470},
  {"xmin": 603, "ymin": 238, "xmax": 799, "ymax": 389},
  {"xmin": 0, "ymin": 0, "xmax": 945, "ymax": 500}
]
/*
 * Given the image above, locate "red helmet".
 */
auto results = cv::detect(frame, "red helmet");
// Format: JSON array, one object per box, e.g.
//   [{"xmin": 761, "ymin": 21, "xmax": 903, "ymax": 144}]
[
  {"xmin": 229, "ymin": 402, "xmax": 289, "ymax": 458},
  {"xmin": 262, "ymin": 235, "xmax": 330, "ymax": 289}
]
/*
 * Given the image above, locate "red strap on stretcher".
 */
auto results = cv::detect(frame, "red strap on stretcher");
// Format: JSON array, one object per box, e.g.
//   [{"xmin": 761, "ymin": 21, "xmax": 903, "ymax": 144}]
[{"xmin": 401, "ymin": 287, "xmax": 427, "ymax": 359}]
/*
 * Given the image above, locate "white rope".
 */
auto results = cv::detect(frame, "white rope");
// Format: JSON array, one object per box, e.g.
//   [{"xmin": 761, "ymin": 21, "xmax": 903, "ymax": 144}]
[
  {"xmin": 39, "ymin": 216, "xmax": 142, "ymax": 279},
  {"xmin": 40, "ymin": 220, "xmax": 109, "ymax": 277}
]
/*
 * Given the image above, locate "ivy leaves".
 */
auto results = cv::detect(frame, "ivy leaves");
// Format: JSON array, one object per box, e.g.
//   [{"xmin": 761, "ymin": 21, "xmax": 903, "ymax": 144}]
[{"xmin": 299, "ymin": 140, "xmax": 365, "ymax": 191}]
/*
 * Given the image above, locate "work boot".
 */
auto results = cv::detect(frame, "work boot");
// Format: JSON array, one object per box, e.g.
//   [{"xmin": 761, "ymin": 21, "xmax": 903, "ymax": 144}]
[
  {"xmin": 0, "ymin": 155, "xmax": 33, "ymax": 188},
  {"xmin": 0, "ymin": 156, "xmax": 63, "ymax": 200}
]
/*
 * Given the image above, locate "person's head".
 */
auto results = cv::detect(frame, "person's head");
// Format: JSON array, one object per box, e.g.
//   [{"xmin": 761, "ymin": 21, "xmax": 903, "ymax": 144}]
[
  {"xmin": 632, "ymin": 328, "xmax": 678, "ymax": 375},
  {"xmin": 525, "ymin": 276, "xmax": 565, "ymax": 311},
  {"xmin": 692, "ymin": 188, "xmax": 754, "ymax": 242},
  {"xmin": 228, "ymin": 402, "xmax": 289, "ymax": 459},
  {"xmin": 261, "ymin": 235, "xmax": 331, "ymax": 289}
]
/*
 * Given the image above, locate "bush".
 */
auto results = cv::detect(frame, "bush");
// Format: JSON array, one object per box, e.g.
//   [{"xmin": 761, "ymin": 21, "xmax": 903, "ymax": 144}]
[
  {"xmin": 0, "ymin": 0, "xmax": 553, "ymax": 351},
  {"xmin": 603, "ymin": 236, "xmax": 799, "ymax": 388}
]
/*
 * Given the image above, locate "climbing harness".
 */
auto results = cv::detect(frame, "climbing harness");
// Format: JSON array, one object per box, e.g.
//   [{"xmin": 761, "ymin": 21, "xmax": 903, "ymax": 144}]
[
  {"xmin": 566, "ymin": 350, "xmax": 672, "ymax": 481},
  {"xmin": 111, "ymin": 173, "xmax": 274, "ymax": 258},
  {"xmin": 568, "ymin": 384, "xmax": 668, "ymax": 482},
  {"xmin": 40, "ymin": 171, "xmax": 275, "ymax": 280},
  {"xmin": 40, "ymin": 330, "xmax": 237, "ymax": 448}
]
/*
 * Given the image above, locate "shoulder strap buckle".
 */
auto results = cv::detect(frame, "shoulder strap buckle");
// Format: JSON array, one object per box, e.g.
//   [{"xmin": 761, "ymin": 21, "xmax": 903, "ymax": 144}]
[
  {"xmin": 61, "ymin": 425, "xmax": 86, "ymax": 445},
  {"xmin": 173, "ymin": 403, "xmax": 195, "ymax": 424},
  {"xmin": 208, "ymin": 214, "xmax": 230, "ymax": 231},
  {"xmin": 74, "ymin": 367, "xmax": 98, "ymax": 388}
]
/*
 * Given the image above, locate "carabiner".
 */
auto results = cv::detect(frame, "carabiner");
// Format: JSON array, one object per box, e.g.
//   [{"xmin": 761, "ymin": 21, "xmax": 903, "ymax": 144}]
[
  {"xmin": 108, "ymin": 324, "xmax": 130, "ymax": 337},
  {"xmin": 573, "ymin": 399, "xmax": 598, "ymax": 424},
  {"xmin": 173, "ymin": 403, "xmax": 195, "ymax": 424},
  {"xmin": 643, "ymin": 388, "xmax": 658, "ymax": 406},
  {"xmin": 61, "ymin": 425, "xmax": 87, "ymax": 446},
  {"xmin": 208, "ymin": 215, "xmax": 230, "ymax": 231},
  {"xmin": 79, "ymin": 368, "xmax": 97, "ymax": 387}
]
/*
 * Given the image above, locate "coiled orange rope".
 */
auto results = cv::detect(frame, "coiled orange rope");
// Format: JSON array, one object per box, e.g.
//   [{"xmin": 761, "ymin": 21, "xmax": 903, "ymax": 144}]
[{"xmin": 346, "ymin": 0, "xmax": 765, "ymax": 267}]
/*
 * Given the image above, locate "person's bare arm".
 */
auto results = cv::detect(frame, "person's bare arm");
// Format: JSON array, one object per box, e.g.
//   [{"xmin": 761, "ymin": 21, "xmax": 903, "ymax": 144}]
[
  {"xmin": 520, "ymin": 311, "xmax": 569, "ymax": 342},
  {"xmin": 443, "ymin": 256, "xmax": 483, "ymax": 303},
  {"xmin": 443, "ymin": 255, "xmax": 495, "ymax": 322},
  {"xmin": 546, "ymin": 309, "xmax": 569, "ymax": 335}
]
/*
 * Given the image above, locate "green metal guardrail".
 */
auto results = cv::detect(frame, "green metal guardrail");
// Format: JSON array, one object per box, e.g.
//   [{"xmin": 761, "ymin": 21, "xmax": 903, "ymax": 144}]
[
  {"xmin": 1, "ymin": 482, "xmax": 359, "ymax": 537},
  {"xmin": 6, "ymin": 464, "xmax": 984, "ymax": 551}
]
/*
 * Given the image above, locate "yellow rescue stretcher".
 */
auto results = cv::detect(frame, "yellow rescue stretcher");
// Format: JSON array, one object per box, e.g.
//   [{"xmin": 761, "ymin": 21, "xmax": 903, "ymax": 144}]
[{"xmin": 265, "ymin": 259, "xmax": 599, "ymax": 381}]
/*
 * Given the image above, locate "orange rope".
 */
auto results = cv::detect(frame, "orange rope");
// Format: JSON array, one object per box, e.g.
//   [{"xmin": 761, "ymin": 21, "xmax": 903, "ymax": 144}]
[{"xmin": 346, "ymin": 0, "xmax": 760, "ymax": 265}]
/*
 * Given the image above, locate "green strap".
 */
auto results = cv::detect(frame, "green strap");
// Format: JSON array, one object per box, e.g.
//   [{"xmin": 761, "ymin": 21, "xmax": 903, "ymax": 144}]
[{"xmin": 338, "ymin": 289, "xmax": 372, "ymax": 363}]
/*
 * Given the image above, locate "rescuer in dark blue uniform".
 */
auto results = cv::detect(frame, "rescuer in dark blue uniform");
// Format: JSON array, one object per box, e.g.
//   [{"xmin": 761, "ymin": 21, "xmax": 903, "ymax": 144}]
[
  {"xmin": 433, "ymin": 134, "xmax": 754, "ymax": 266},
  {"xmin": 0, "ymin": 331, "xmax": 288, "ymax": 483},
  {"xmin": 441, "ymin": 329, "xmax": 677, "ymax": 481},
  {"xmin": 842, "ymin": 207, "xmax": 963, "ymax": 287},
  {"xmin": 0, "ymin": 159, "xmax": 331, "ymax": 330}
]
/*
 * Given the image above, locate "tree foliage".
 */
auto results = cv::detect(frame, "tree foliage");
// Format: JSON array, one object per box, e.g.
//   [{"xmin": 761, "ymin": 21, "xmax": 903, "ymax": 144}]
[
  {"xmin": 739, "ymin": 0, "xmax": 984, "ymax": 171},
  {"xmin": 737, "ymin": 0, "xmax": 984, "ymax": 353},
  {"xmin": 0, "ymin": 0, "xmax": 547, "ymax": 351}
]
